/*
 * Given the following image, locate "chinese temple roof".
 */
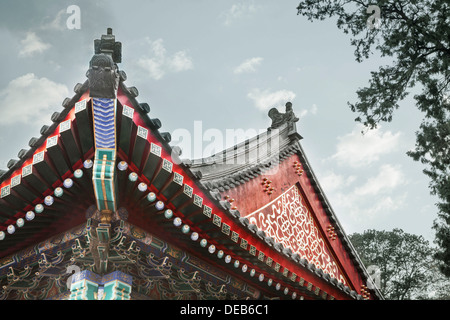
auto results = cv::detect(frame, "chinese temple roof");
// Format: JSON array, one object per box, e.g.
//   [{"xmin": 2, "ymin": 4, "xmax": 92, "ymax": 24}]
[{"xmin": 0, "ymin": 29, "xmax": 382, "ymax": 300}]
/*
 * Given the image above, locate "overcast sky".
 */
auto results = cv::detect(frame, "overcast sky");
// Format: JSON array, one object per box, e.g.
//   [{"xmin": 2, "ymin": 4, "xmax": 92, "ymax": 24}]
[{"xmin": 0, "ymin": 0, "xmax": 439, "ymax": 243}]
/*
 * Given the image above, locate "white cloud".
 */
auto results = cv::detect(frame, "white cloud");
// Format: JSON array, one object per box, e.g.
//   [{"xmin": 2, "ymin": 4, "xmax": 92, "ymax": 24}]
[
  {"xmin": 321, "ymin": 126, "xmax": 406, "ymax": 226},
  {"xmin": 138, "ymin": 57, "xmax": 164, "ymax": 80},
  {"xmin": 319, "ymin": 164, "xmax": 408, "ymax": 228},
  {"xmin": 297, "ymin": 103, "xmax": 319, "ymax": 118},
  {"xmin": 222, "ymin": 1, "xmax": 259, "ymax": 26},
  {"xmin": 247, "ymin": 88, "xmax": 296, "ymax": 111},
  {"xmin": 320, "ymin": 126, "xmax": 406, "ymax": 226},
  {"xmin": 353, "ymin": 164, "xmax": 406, "ymax": 197},
  {"xmin": 351, "ymin": 194, "xmax": 406, "ymax": 220},
  {"xmin": 234, "ymin": 57, "xmax": 263, "ymax": 74},
  {"xmin": 330, "ymin": 124, "xmax": 402, "ymax": 168},
  {"xmin": 320, "ymin": 171, "xmax": 356, "ymax": 193},
  {"xmin": 137, "ymin": 38, "xmax": 193, "ymax": 80},
  {"xmin": 168, "ymin": 51, "xmax": 194, "ymax": 73},
  {"xmin": 328, "ymin": 182, "xmax": 407, "ymax": 226},
  {"xmin": 19, "ymin": 32, "xmax": 51, "ymax": 57},
  {"xmin": 41, "ymin": 9, "xmax": 66, "ymax": 31},
  {"xmin": 0, "ymin": 73, "xmax": 69, "ymax": 125}
]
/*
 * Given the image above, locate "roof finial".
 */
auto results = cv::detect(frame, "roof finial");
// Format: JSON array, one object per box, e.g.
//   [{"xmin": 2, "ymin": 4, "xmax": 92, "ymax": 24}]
[
  {"xmin": 87, "ymin": 28, "xmax": 121, "ymax": 99},
  {"xmin": 268, "ymin": 102, "xmax": 299, "ymax": 129},
  {"xmin": 268, "ymin": 102, "xmax": 302, "ymax": 140},
  {"xmin": 94, "ymin": 27, "xmax": 122, "ymax": 63}
]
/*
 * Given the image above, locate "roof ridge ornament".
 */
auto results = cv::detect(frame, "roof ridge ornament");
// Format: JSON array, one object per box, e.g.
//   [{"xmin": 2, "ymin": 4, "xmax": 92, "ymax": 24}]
[
  {"xmin": 94, "ymin": 28, "xmax": 122, "ymax": 63},
  {"xmin": 268, "ymin": 102, "xmax": 302, "ymax": 140},
  {"xmin": 268, "ymin": 102, "xmax": 299, "ymax": 129},
  {"xmin": 87, "ymin": 28, "xmax": 121, "ymax": 99}
]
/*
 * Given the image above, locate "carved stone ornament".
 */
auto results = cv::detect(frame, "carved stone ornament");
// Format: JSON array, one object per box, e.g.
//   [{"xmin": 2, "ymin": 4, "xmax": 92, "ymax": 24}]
[
  {"xmin": 94, "ymin": 28, "xmax": 122, "ymax": 64},
  {"xmin": 268, "ymin": 102, "xmax": 299, "ymax": 129},
  {"xmin": 87, "ymin": 53, "xmax": 120, "ymax": 99},
  {"xmin": 87, "ymin": 28, "xmax": 121, "ymax": 99}
]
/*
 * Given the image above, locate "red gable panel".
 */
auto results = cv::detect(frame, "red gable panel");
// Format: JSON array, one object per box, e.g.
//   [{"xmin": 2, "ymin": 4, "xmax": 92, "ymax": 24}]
[
  {"xmin": 218, "ymin": 152, "xmax": 371, "ymax": 297},
  {"xmin": 246, "ymin": 183, "xmax": 349, "ymax": 286}
]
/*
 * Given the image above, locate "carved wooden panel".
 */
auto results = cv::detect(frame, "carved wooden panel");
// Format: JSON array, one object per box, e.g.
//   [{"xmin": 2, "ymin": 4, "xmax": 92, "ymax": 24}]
[{"xmin": 247, "ymin": 184, "xmax": 347, "ymax": 285}]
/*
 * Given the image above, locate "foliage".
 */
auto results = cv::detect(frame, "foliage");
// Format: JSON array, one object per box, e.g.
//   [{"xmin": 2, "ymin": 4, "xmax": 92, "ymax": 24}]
[
  {"xmin": 296, "ymin": 0, "xmax": 450, "ymax": 275},
  {"xmin": 349, "ymin": 229, "xmax": 450, "ymax": 300}
]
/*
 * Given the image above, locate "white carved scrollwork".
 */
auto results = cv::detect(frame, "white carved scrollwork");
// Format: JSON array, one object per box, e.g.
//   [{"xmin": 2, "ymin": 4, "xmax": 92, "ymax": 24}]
[{"xmin": 247, "ymin": 185, "xmax": 346, "ymax": 285}]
